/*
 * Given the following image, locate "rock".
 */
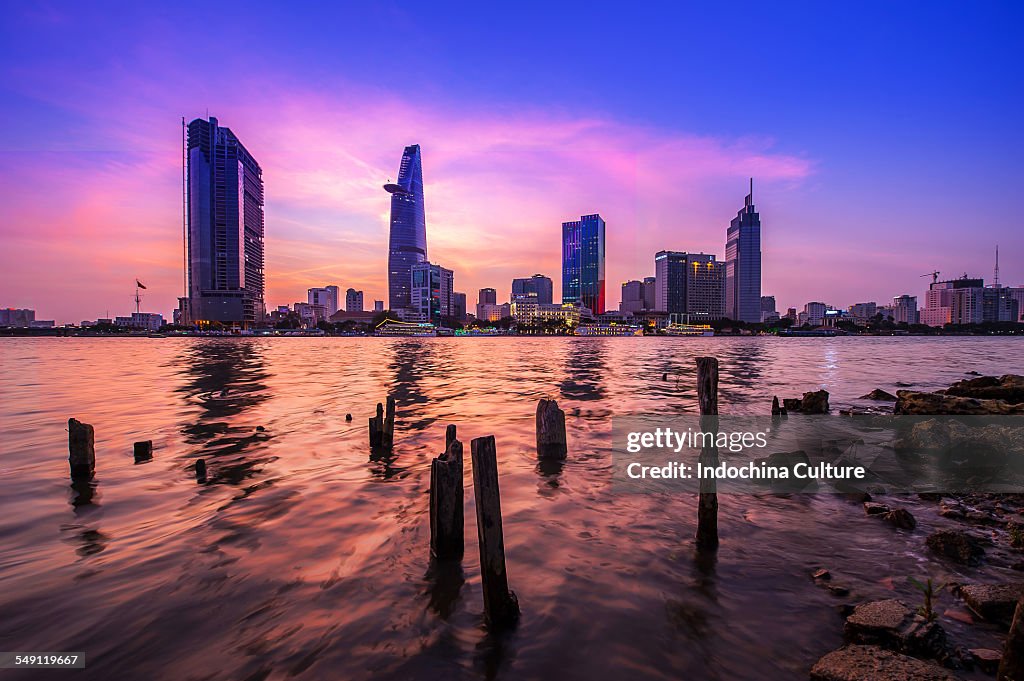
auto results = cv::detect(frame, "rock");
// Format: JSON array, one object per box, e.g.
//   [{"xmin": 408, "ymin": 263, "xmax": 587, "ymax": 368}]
[
  {"xmin": 814, "ymin": 568, "xmax": 832, "ymax": 581},
  {"xmin": 926, "ymin": 530, "xmax": 985, "ymax": 565},
  {"xmin": 864, "ymin": 502, "xmax": 891, "ymax": 516},
  {"xmin": 782, "ymin": 389, "xmax": 831, "ymax": 414},
  {"xmin": 771, "ymin": 395, "xmax": 786, "ymax": 415},
  {"xmin": 945, "ymin": 374, "xmax": 1024, "ymax": 404},
  {"xmin": 882, "ymin": 508, "xmax": 917, "ymax": 530},
  {"xmin": 958, "ymin": 583, "xmax": 1024, "ymax": 625},
  {"xmin": 829, "ymin": 584, "xmax": 851, "ymax": 597},
  {"xmin": 968, "ymin": 648, "xmax": 1001, "ymax": 674},
  {"xmin": 860, "ymin": 388, "xmax": 897, "ymax": 401},
  {"xmin": 843, "ymin": 599, "xmax": 949, "ymax": 660},
  {"xmin": 893, "ymin": 390, "xmax": 1024, "ymax": 415},
  {"xmin": 255, "ymin": 425, "xmax": 265, "ymax": 432},
  {"xmin": 345, "ymin": 413, "xmax": 353, "ymax": 421},
  {"xmin": 810, "ymin": 645, "xmax": 958, "ymax": 681}
]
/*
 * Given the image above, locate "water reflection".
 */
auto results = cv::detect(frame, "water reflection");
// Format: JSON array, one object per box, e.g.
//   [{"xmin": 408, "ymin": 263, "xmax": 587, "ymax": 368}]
[
  {"xmin": 559, "ymin": 339, "xmax": 607, "ymax": 401},
  {"xmin": 175, "ymin": 340, "xmax": 274, "ymax": 486},
  {"xmin": 424, "ymin": 558, "xmax": 465, "ymax": 620}
]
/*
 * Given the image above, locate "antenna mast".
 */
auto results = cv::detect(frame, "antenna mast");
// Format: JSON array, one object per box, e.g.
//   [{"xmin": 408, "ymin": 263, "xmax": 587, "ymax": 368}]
[
  {"xmin": 994, "ymin": 245, "xmax": 1000, "ymax": 287},
  {"xmin": 182, "ymin": 116, "xmax": 188, "ymax": 320}
]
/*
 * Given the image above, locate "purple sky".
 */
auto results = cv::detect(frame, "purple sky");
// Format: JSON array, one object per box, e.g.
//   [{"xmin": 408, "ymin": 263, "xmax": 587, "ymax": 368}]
[{"xmin": 1, "ymin": 2, "xmax": 1021, "ymax": 323}]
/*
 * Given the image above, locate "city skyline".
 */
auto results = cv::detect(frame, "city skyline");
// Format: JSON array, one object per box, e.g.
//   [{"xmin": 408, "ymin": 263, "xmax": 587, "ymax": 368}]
[{"xmin": 2, "ymin": 3, "xmax": 1022, "ymax": 324}]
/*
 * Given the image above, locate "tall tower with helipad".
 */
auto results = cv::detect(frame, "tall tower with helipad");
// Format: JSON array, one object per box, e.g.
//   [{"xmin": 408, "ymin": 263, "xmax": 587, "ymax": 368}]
[{"xmin": 384, "ymin": 145, "xmax": 428, "ymax": 313}]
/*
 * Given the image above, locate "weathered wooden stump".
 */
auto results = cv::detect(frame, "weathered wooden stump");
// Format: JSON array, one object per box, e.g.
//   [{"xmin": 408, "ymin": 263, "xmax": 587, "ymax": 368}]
[
  {"xmin": 195, "ymin": 459, "xmax": 207, "ymax": 481},
  {"xmin": 471, "ymin": 435, "xmax": 520, "ymax": 628},
  {"xmin": 999, "ymin": 594, "xmax": 1024, "ymax": 680},
  {"xmin": 368, "ymin": 402, "xmax": 384, "ymax": 448},
  {"xmin": 383, "ymin": 397, "xmax": 396, "ymax": 449},
  {"xmin": 430, "ymin": 425, "xmax": 464, "ymax": 560},
  {"xmin": 536, "ymin": 398, "xmax": 567, "ymax": 459},
  {"xmin": 133, "ymin": 440, "xmax": 153, "ymax": 462},
  {"xmin": 695, "ymin": 357, "xmax": 719, "ymax": 550},
  {"xmin": 68, "ymin": 418, "xmax": 95, "ymax": 480},
  {"xmin": 771, "ymin": 396, "xmax": 787, "ymax": 416}
]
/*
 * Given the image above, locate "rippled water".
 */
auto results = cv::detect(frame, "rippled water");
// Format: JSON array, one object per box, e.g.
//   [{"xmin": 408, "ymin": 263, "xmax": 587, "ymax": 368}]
[{"xmin": 1, "ymin": 336, "xmax": 1022, "ymax": 680}]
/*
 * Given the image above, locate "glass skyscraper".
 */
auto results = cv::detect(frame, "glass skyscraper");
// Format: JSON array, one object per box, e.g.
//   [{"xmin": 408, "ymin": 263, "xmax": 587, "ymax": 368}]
[
  {"xmin": 561, "ymin": 214, "xmax": 606, "ymax": 314},
  {"xmin": 385, "ymin": 145, "xmax": 428, "ymax": 312},
  {"xmin": 725, "ymin": 181, "xmax": 762, "ymax": 323},
  {"xmin": 186, "ymin": 117, "xmax": 265, "ymax": 327}
]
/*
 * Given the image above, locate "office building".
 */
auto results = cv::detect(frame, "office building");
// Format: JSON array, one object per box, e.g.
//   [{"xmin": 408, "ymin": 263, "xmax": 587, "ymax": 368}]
[
  {"xmin": 476, "ymin": 288, "xmax": 497, "ymax": 319},
  {"xmin": 345, "ymin": 288, "xmax": 364, "ymax": 312},
  {"xmin": 452, "ymin": 292, "xmax": 467, "ymax": 323},
  {"xmin": 374, "ymin": 300, "xmax": 384, "ymax": 312},
  {"xmin": 921, "ymin": 276, "xmax": 985, "ymax": 326},
  {"xmin": 385, "ymin": 145, "xmax": 428, "ymax": 313},
  {"xmin": 308, "ymin": 286, "xmax": 340, "ymax": 315},
  {"xmin": 114, "ymin": 312, "xmax": 165, "ymax": 331},
  {"xmin": 654, "ymin": 251, "xmax": 726, "ymax": 322},
  {"xmin": 760, "ymin": 295, "xmax": 778, "ymax": 323},
  {"xmin": 562, "ymin": 214, "xmax": 606, "ymax": 314},
  {"xmin": 512, "ymin": 274, "xmax": 553, "ymax": 305},
  {"xmin": 802, "ymin": 301, "xmax": 828, "ymax": 327},
  {"xmin": 409, "ymin": 262, "xmax": 454, "ymax": 325},
  {"xmin": 620, "ymin": 280, "xmax": 646, "ymax": 314},
  {"xmin": 725, "ymin": 181, "xmax": 762, "ymax": 322},
  {"xmin": 186, "ymin": 117, "xmax": 265, "ymax": 327},
  {"xmin": 1009, "ymin": 287, "xmax": 1024, "ymax": 322},
  {"xmin": 477, "ymin": 303, "xmax": 510, "ymax": 323},
  {"xmin": 892, "ymin": 295, "xmax": 918, "ymax": 325},
  {"xmin": 848, "ymin": 302, "xmax": 877, "ymax": 324}
]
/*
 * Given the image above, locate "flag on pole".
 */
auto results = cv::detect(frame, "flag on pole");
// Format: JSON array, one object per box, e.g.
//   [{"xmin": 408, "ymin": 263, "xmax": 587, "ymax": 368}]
[{"xmin": 136, "ymin": 280, "xmax": 147, "ymax": 289}]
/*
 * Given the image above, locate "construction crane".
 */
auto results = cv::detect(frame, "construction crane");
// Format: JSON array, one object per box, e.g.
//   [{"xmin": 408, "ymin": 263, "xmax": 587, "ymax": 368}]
[{"xmin": 920, "ymin": 271, "xmax": 940, "ymax": 285}]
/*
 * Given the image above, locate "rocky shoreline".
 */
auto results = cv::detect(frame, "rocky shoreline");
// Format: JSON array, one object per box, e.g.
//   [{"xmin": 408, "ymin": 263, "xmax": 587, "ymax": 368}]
[{"xmin": 793, "ymin": 374, "xmax": 1024, "ymax": 680}]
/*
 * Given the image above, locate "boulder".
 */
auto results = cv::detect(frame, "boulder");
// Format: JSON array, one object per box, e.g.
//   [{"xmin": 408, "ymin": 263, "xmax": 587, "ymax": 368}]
[
  {"xmin": 843, "ymin": 599, "xmax": 948, "ymax": 660},
  {"xmin": 968, "ymin": 648, "xmax": 1001, "ymax": 674},
  {"xmin": 864, "ymin": 502, "xmax": 891, "ymax": 516},
  {"xmin": 893, "ymin": 390, "xmax": 1024, "ymax": 415},
  {"xmin": 945, "ymin": 374, "xmax": 1024, "ymax": 404},
  {"xmin": 860, "ymin": 388, "xmax": 897, "ymax": 401},
  {"xmin": 810, "ymin": 645, "xmax": 958, "ymax": 681},
  {"xmin": 782, "ymin": 390, "xmax": 830, "ymax": 414},
  {"xmin": 958, "ymin": 583, "xmax": 1024, "ymax": 625},
  {"xmin": 926, "ymin": 530, "xmax": 985, "ymax": 565},
  {"xmin": 882, "ymin": 508, "xmax": 917, "ymax": 530}
]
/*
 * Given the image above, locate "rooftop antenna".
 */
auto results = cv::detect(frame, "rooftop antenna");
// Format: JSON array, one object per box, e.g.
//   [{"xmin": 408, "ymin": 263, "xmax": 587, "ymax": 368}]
[
  {"xmin": 182, "ymin": 117, "xmax": 188, "ymax": 308},
  {"xmin": 994, "ymin": 245, "xmax": 1000, "ymax": 287}
]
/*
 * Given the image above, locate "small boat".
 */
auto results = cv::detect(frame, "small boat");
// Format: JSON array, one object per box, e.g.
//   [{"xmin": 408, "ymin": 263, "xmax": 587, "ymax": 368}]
[{"xmin": 147, "ymin": 333, "xmax": 167, "ymax": 338}]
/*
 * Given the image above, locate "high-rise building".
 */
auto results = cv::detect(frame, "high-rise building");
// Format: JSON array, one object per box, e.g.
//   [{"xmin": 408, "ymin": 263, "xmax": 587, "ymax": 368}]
[
  {"xmin": 512, "ymin": 274, "xmax": 553, "ymax": 305},
  {"xmin": 1009, "ymin": 287, "xmax": 1024, "ymax": 322},
  {"xmin": 345, "ymin": 288, "xmax": 364, "ymax": 312},
  {"xmin": 0, "ymin": 308, "xmax": 35, "ymax": 327},
  {"xmin": 562, "ymin": 214, "xmax": 606, "ymax": 314},
  {"xmin": 410, "ymin": 262, "xmax": 454, "ymax": 325},
  {"xmin": 654, "ymin": 251, "xmax": 726, "ymax": 322},
  {"xmin": 620, "ymin": 280, "xmax": 646, "ymax": 313},
  {"xmin": 452, "ymin": 292, "xmax": 467, "ymax": 322},
  {"xmin": 385, "ymin": 145, "xmax": 428, "ymax": 313},
  {"xmin": 186, "ymin": 117, "xmax": 265, "ymax": 327},
  {"xmin": 642, "ymin": 277, "xmax": 656, "ymax": 311},
  {"xmin": 725, "ymin": 180, "xmax": 762, "ymax": 323},
  {"xmin": 892, "ymin": 295, "xmax": 918, "ymax": 324},
  {"xmin": 921, "ymin": 276, "xmax": 985, "ymax": 326},
  {"xmin": 308, "ymin": 286, "xmax": 340, "ymax": 315},
  {"xmin": 760, "ymin": 295, "xmax": 779, "ymax": 323},
  {"xmin": 802, "ymin": 301, "xmax": 828, "ymax": 327},
  {"xmin": 476, "ymin": 288, "xmax": 497, "ymax": 319}
]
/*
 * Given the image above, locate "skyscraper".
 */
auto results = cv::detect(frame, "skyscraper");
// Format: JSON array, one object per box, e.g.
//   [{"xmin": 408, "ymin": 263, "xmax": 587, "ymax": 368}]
[
  {"xmin": 562, "ymin": 214, "xmax": 606, "ymax": 314},
  {"xmin": 384, "ymin": 145, "xmax": 427, "ymax": 313},
  {"xmin": 654, "ymin": 251, "xmax": 725, "ymax": 321},
  {"xmin": 511, "ymin": 274, "xmax": 553, "ymax": 305},
  {"xmin": 186, "ymin": 117, "xmax": 265, "ymax": 327},
  {"xmin": 725, "ymin": 180, "xmax": 762, "ymax": 323}
]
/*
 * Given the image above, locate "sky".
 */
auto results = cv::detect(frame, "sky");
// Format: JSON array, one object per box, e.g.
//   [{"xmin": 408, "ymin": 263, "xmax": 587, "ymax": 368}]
[{"xmin": 1, "ymin": 1, "xmax": 1022, "ymax": 324}]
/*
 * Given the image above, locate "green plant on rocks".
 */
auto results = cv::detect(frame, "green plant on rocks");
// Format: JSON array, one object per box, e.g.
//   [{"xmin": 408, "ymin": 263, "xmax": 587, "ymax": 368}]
[{"xmin": 909, "ymin": 577, "xmax": 946, "ymax": 622}]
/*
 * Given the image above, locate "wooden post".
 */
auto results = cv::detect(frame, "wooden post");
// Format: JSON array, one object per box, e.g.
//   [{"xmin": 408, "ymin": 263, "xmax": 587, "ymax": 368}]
[
  {"xmin": 471, "ymin": 435, "xmax": 520, "ymax": 628},
  {"xmin": 771, "ymin": 396, "xmax": 786, "ymax": 416},
  {"xmin": 695, "ymin": 357, "xmax": 719, "ymax": 550},
  {"xmin": 195, "ymin": 459, "xmax": 207, "ymax": 481},
  {"xmin": 430, "ymin": 431, "xmax": 464, "ymax": 560},
  {"xmin": 383, "ymin": 397, "xmax": 396, "ymax": 449},
  {"xmin": 999, "ymin": 595, "xmax": 1024, "ymax": 680},
  {"xmin": 368, "ymin": 402, "xmax": 384, "ymax": 448},
  {"xmin": 68, "ymin": 418, "xmax": 95, "ymax": 480},
  {"xmin": 536, "ymin": 399, "xmax": 567, "ymax": 459},
  {"xmin": 133, "ymin": 440, "xmax": 153, "ymax": 462}
]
